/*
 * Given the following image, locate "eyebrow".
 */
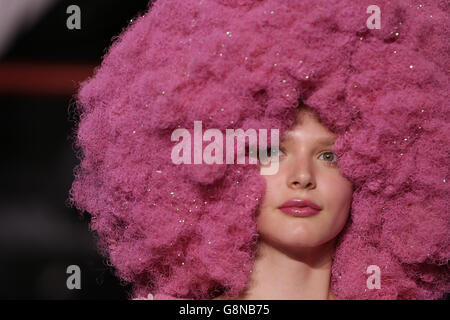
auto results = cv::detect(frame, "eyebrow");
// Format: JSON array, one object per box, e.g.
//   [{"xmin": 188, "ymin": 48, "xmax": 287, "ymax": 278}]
[
  {"xmin": 315, "ymin": 137, "xmax": 336, "ymax": 146},
  {"xmin": 280, "ymin": 133, "xmax": 336, "ymax": 146}
]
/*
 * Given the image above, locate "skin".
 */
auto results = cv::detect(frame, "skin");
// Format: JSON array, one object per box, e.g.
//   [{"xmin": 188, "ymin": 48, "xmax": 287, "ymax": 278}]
[
  {"xmin": 214, "ymin": 107, "xmax": 354, "ymax": 300},
  {"xmin": 141, "ymin": 107, "xmax": 354, "ymax": 300}
]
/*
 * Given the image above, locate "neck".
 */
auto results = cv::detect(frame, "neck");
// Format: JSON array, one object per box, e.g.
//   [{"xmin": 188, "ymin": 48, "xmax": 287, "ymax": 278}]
[{"xmin": 220, "ymin": 238, "xmax": 337, "ymax": 300}]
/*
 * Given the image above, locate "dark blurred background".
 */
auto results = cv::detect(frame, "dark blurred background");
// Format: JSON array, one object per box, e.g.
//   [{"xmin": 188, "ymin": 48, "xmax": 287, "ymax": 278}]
[{"xmin": 0, "ymin": 0, "xmax": 151, "ymax": 299}]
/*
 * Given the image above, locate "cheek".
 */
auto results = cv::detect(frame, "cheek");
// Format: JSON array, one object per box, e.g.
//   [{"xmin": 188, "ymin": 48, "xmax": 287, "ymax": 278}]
[
  {"xmin": 256, "ymin": 176, "xmax": 283, "ymax": 234},
  {"xmin": 322, "ymin": 174, "xmax": 353, "ymax": 227},
  {"xmin": 256, "ymin": 169, "xmax": 354, "ymax": 245},
  {"xmin": 260, "ymin": 174, "xmax": 279, "ymax": 207}
]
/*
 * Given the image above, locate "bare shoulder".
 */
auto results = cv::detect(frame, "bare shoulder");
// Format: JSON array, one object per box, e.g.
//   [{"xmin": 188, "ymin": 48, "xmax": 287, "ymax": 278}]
[{"xmin": 132, "ymin": 293, "xmax": 154, "ymax": 300}]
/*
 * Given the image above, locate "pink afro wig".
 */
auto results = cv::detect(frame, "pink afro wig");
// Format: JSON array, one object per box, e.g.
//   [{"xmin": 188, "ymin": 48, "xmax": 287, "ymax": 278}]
[{"xmin": 68, "ymin": 0, "xmax": 450, "ymax": 299}]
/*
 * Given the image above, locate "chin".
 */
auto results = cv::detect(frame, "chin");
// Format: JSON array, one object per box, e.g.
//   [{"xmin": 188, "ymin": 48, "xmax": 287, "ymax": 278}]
[
  {"xmin": 285, "ymin": 227, "xmax": 337, "ymax": 247},
  {"xmin": 270, "ymin": 232, "xmax": 323, "ymax": 249}
]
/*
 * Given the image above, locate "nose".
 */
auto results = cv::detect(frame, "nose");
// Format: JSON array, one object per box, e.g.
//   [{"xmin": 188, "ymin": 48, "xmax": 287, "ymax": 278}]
[{"xmin": 286, "ymin": 156, "xmax": 316, "ymax": 190}]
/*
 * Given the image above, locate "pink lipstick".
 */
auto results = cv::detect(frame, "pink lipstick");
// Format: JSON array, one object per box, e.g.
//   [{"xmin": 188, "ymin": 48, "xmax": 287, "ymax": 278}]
[{"xmin": 278, "ymin": 198, "xmax": 322, "ymax": 217}]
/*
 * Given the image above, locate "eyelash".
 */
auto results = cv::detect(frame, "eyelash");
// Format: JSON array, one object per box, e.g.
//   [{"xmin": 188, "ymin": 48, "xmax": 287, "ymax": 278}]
[
  {"xmin": 319, "ymin": 151, "xmax": 338, "ymax": 166},
  {"xmin": 258, "ymin": 147, "xmax": 337, "ymax": 166},
  {"xmin": 258, "ymin": 147, "xmax": 285, "ymax": 157}
]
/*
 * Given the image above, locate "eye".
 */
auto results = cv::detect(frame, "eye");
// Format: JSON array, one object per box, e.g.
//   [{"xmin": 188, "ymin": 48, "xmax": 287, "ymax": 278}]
[
  {"xmin": 246, "ymin": 145, "xmax": 258, "ymax": 158},
  {"xmin": 319, "ymin": 151, "xmax": 338, "ymax": 165},
  {"xmin": 258, "ymin": 146, "xmax": 285, "ymax": 164}
]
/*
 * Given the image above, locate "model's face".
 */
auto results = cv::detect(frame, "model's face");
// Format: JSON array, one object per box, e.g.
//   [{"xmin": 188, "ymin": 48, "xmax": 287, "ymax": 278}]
[{"xmin": 256, "ymin": 109, "xmax": 353, "ymax": 252}]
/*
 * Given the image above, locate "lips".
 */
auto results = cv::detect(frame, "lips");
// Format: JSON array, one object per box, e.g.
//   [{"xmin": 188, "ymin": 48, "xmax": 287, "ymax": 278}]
[{"xmin": 278, "ymin": 198, "xmax": 322, "ymax": 217}]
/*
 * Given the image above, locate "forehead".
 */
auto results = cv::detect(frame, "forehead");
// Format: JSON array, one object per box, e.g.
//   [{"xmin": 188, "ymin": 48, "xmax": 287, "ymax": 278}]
[{"xmin": 283, "ymin": 109, "xmax": 337, "ymax": 144}]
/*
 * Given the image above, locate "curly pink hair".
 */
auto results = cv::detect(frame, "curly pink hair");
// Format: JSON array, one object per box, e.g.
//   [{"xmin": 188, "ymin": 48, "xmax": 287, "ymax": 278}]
[{"xmin": 68, "ymin": 0, "xmax": 450, "ymax": 299}]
